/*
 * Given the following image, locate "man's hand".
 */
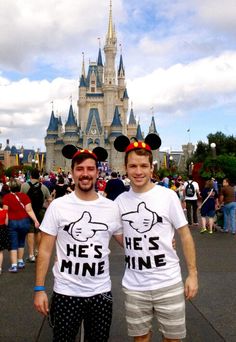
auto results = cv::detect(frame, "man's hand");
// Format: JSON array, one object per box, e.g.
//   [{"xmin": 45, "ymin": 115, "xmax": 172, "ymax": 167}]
[
  {"xmin": 34, "ymin": 220, "xmax": 40, "ymax": 229},
  {"xmin": 34, "ymin": 291, "xmax": 49, "ymax": 316},
  {"xmin": 184, "ymin": 273, "xmax": 198, "ymax": 300}
]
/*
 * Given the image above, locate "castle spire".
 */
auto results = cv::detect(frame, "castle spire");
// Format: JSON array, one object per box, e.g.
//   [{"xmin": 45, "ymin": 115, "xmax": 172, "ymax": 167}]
[
  {"xmin": 97, "ymin": 39, "xmax": 103, "ymax": 66},
  {"xmin": 118, "ymin": 49, "xmax": 125, "ymax": 76},
  {"xmin": 107, "ymin": 0, "xmax": 114, "ymax": 40},
  {"xmin": 81, "ymin": 52, "xmax": 85, "ymax": 77}
]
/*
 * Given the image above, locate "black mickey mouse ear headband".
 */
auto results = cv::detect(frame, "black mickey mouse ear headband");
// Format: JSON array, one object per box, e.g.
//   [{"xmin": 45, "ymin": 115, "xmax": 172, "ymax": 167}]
[
  {"xmin": 114, "ymin": 133, "xmax": 161, "ymax": 153},
  {"xmin": 62, "ymin": 144, "xmax": 108, "ymax": 162}
]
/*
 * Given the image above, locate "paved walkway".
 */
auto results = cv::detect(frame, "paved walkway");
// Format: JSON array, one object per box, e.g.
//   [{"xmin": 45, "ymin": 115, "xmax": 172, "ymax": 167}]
[{"xmin": 0, "ymin": 226, "xmax": 236, "ymax": 341}]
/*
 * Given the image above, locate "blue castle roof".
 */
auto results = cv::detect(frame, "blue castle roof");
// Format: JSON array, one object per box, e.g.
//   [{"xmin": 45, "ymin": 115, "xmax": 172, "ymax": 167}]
[
  {"xmin": 79, "ymin": 74, "xmax": 87, "ymax": 87},
  {"xmin": 118, "ymin": 54, "xmax": 125, "ymax": 76},
  {"xmin": 65, "ymin": 104, "xmax": 77, "ymax": 127},
  {"xmin": 47, "ymin": 110, "xmax": 58, "ymax": 131},
  {"xmin": 97, "ymin": 47, "xmax": 103, "ymax": 66},
  {"xmin": 86, "ymin": 108, "xmax": 102, "ymax": 134},
  {"xmin": 123, "ymin": 88, "xmax": 129, "ymax": 99},
  {"xmin": 111, "ymin": 106, "xmax": 122, "ymax": 127},
  {"xmin": 136, "ymin": 123, "xmax": 144, "ymax": 140},
  {"xmin": 128, "ymin": 108, "xmax": 136, "ymax": 125}
]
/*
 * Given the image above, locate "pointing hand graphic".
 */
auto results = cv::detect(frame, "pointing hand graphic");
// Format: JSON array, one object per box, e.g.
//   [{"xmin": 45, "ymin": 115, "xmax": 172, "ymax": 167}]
[
  {"xmin": 122, "ymin": 202, "xmax": 162, "ymax": 233},
  {"xmin": 64, "ymin": 211, "xmax": 108, "ymax": 242}
]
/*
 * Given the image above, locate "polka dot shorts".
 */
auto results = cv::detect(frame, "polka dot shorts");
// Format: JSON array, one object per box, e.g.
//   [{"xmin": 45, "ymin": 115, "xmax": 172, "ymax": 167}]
[{"xmin": 49, "ymin": 291, "xmax": 113, "ymax": 342}]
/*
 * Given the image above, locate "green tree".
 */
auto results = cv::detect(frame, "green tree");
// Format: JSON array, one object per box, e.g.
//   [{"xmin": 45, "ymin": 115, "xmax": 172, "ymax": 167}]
[
  {"xmin": 193, "ymin": 141, "xmax": 209, "ymax": 162},
  {"xmin": 193, "ymin": 131, "xmax": 236, "ymax": 183}
]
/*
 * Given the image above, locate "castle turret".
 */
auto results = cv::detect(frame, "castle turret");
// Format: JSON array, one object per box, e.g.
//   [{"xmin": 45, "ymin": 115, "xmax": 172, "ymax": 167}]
[
  {"xmin": 149, "ymin": 116, "xmax": 158, "ymax": 134},
  {"xmin": 127, "ymin": 107, "xmax": 137, "ymax": 139},
  {"xmin": 97, "ymin": 45, "xmax": 103, "ymax": 86},
  {"xmin": 78, "ymin": 53, "xmax": 87, "ymax": 130},
  {"xmin": 110, "ymin": 106, "xmax": 123, "ymax": 172},
  {"xmin": 45, "ymin": 110, "xmax": 59, "ymax": 171},
  {"xmin": 136, "ymin": 122, "xmax": 144, "ymax": 141},
  {"xmin": 118, "ymin": 53, "xmax": 125, "ymax": 95},
  {"xmin": 63, "ymin": 105, "xmax": 78, "ymax": 146}
]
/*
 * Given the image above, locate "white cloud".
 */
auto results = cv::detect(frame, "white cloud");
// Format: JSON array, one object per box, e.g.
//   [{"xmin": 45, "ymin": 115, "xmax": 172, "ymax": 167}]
[
  {"xmin": 0, "ymin": 0, "xmax": 236, "ymax": 152},
  {"xmin": 0, "ymin": 0, "xmax": 124, "ymax": 72},
  {"xmin": 194, "ymin": 0, "xmax": 236, "ymax": 34},
  {"xmin": 127, "ymin": 51, "xmax": 236, "ymax": 114}
]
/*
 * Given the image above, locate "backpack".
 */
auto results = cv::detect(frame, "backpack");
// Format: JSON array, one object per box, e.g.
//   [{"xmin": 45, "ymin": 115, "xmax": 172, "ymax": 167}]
[
  {"xmin": 27, "ymin": 181, "xmax": 44, "ymax": 212},
  {"xmin": 185, "ymin": 181, "xmax": 195, "ymax": 197}
]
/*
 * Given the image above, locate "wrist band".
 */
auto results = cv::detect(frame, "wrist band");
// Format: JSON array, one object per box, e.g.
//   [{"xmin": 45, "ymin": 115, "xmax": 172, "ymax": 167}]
[{"xmin": 34, "ymin": 286, "xmax": 45, "ymax": 292}]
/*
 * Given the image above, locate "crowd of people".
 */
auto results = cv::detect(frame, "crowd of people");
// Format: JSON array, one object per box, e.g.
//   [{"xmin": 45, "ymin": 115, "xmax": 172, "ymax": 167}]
[
  {"xmin": 0, "ymin": 142, "xmax": 235, "ymax": 341},
  {"xmin": 153, "ymin": 174, "xmax": 236, "ymax": 235}
]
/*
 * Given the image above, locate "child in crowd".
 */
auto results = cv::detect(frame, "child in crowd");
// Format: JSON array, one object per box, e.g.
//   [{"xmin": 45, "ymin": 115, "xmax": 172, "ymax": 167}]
[{"xmin": 0, "ymin": 197, "xmax": 9, "ymax": 274}]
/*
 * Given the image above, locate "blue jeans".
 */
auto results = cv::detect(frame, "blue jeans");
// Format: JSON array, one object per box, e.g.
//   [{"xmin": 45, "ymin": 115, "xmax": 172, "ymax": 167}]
[
  {"xmin": 223, "ymin": 202, "xmax": 236, "ymax": 233},
  {"xmin": 8, "ymin": 218, "xmax": 31, "ymax": 250}
]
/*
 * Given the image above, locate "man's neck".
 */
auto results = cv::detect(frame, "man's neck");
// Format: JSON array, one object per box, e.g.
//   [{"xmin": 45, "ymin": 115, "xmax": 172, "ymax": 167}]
[
  {"xmin": 131, "ymin": 181, "xmax": 155, "ymax": 194},
  {"xmin": 74, "ymin": 189, "xmax": 98, "ymax": 201}
]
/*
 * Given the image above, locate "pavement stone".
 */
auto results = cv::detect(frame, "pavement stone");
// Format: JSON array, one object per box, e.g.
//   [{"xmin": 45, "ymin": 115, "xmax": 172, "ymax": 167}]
[{"xmin": 0, "ymin": 226, "xmax": 235, "ymax": 341}]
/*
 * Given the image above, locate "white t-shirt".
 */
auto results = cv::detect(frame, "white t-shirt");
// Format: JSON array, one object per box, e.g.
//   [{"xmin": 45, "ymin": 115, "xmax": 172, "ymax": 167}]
[
  {"xmin": 184, "ymin": 180, "xmax": 199, "ymax": 200},
  {"xmin": 40, "ymin": 192, "xmax": 122, "ymax": 297},
  {"xmin": 115, "ymin": 185, "xmax": 188, "ymax": 291}
]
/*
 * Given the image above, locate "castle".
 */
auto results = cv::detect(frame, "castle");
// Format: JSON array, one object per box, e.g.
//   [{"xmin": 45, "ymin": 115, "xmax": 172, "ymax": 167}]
[{"xmin": 45, "ymin": 2, "xmax": 159, "ymax": 174}]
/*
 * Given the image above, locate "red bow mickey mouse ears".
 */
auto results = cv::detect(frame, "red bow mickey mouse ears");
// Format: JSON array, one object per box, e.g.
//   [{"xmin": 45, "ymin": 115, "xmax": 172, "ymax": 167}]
[
  {"xmin": 114, "ymin": 133, "xmax": 161, "ymax": 153},
  {"xmin": 62, "ymin": 144, "xmax": 108, "ymax": 162}
]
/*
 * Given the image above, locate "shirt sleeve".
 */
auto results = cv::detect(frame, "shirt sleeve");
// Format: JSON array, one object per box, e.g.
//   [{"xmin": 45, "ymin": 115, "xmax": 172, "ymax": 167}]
[
  {"xmin": 168, "ymin": 190, "xmax": 188, "ymax": 229},
  {"xmin": 110, "ymin": 201, "xmax": 123, "ymax": 235}
]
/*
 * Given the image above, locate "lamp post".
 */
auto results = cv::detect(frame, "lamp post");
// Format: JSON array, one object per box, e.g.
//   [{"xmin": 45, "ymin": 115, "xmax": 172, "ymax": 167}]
[
  {"xmin": 19, "ymin": 153, "xmax": 24, "ymax": 166},
  {"xmin": 188, "ymin": 161, "xmax": 194, "ymax": 176},
  {"xmin": 152, "ymin": 160, "xmax": 158, "ymax": 180},
  {"xmin": 32, "ymin": 158, "xmax": 35, "ymax": 168},
  {"xmin": 210, "ymin": 142, "xmax": 216, "ymax": 158},
  {"xmin": 210, "ymin": 142, "xmax": 216, "ymax": 178}
]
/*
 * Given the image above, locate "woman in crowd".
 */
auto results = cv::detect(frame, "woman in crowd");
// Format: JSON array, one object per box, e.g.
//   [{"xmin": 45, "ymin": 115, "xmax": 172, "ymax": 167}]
[
  {"xmin": 176, "ymin": 177, "xmax": 186, "ymax": 210},
  {"xmin": 3, "ymin": 179, "xmax": 39, "ymax": 273},
  {"xmin": 51, "ymin": 175, "xmax": 72, "ymax": 199},
  {"xmin": 0, "ymin": 195, "xmax": 9, "ymax": 274},
  {"xmin": 200, "ymin": 179, "xmax": 218, "ymax": 234}
]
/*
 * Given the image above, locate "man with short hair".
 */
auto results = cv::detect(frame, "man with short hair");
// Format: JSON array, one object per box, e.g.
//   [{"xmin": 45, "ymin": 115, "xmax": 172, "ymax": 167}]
[
  {"xmin": 34, "ymin": 147, "xmax": 122, "ymax": 342},
  {"xmin": 104, "ymin": 171, "xmax": 125, "ymax": 200},
  {"xmin": 114, "ymin": 136, "xmax": 198, "ymax": 342},
  {"xmin": 21, "ymin": 168, "xmax": 52, "ymax": 262},
  {"xmin": 184, "ymin": 175, "xmax": 200, "ymax": 226},
  {"xmin": 219, "ymin": 178, "xmax": 236, "ymax": 234}
]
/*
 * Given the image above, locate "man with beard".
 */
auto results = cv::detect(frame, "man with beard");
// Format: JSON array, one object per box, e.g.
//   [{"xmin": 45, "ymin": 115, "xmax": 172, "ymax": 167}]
[{"xmin": 34, "ymin": 146, "xmax": 123, "ymax": 342}]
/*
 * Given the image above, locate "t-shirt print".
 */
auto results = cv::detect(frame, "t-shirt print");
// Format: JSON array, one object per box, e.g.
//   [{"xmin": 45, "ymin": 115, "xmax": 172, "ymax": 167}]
[
  {"xmin": 63, "ymin": 211, "xmax": 108, "ymax": 242},
  {"xmin": 121, "ymin": 202, "xmax": 163, "ymax": 233}
]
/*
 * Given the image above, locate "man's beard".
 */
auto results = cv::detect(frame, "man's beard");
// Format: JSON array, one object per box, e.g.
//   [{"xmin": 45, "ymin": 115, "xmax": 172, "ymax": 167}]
[{"xmin": 77, "ymin": 176, "xmax": 94, "ymax": 192}]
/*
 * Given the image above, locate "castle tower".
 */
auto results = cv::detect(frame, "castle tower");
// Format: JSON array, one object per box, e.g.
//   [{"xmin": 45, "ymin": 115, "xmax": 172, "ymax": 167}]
[
  {"xmin": 45, "ymin": 0, "xmax": 141, "ymax": 173},
  {"xmin": 45, "ymin": 110, "xmax": 59, "ymax": 171},
  {"xmin": 127, "ymin": 106, "xmax": 137, "ymax": 138},
  {"xmin": 103, "ymin": 0, "xmax": 117, "ymax": 127}
]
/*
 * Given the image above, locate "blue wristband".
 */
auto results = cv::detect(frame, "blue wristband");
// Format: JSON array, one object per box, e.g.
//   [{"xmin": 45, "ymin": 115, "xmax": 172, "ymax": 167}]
[{"xmin": 34, "ymin": 286, "xmax": 45, "ymax": 292}]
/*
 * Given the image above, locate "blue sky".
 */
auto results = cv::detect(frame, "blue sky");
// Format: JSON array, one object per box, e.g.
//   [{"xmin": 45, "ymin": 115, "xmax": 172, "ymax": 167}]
[{"xmin": 0, "ymin": 0, "xmax": 236, "ymax": 153}]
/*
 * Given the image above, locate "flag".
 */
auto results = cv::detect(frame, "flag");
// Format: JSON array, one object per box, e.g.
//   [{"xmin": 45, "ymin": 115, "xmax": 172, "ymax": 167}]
[
  {"xmin": 41, "ymin": 153, "xmax": 44, "ymax": 170},
  {"xmin": 162, "ymin": 154, "xmax": 167, "ymax": 168}
]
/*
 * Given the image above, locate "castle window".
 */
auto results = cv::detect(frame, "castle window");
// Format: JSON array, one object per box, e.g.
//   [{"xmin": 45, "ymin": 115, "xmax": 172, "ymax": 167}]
[{"xmin": 91, "ymin": 87, "xmax": 95, "ymax": 92}]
